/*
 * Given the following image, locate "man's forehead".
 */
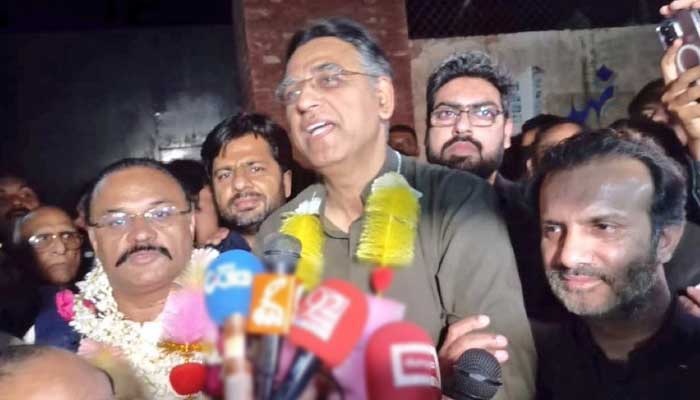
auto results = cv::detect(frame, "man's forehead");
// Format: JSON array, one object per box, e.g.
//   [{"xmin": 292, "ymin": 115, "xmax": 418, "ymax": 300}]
[
  {"xmin": 217, "ymin": 134, "xmax": 275, "ymax": 162},
  {"xmin": 92, "ymin": 167, "xmax": 185, "ymax": 209},
  {"xmin": 437, "ymin": 76, "xmax": 501, "ymax": 101},
  {"xmin": 22, "ymin": 207, "xmax": 72, "ymax": 229},
  {"xmin": 541, "ymin": 158, "xmax": 653, "ymax": 215},
  {"xmin": 285, "ymin": 37, "xmax": 363, "ymax": 77},
  {"xmin": 0, "ymin": 177, "xmax": 30, "ymax": 192}
]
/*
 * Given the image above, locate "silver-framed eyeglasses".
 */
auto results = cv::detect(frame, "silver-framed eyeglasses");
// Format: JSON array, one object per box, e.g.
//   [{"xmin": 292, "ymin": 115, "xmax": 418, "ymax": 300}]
[
  {"xmin": 88, "ymin": 204, "xmax": 192, "ymax": 232},
  {"xmin": 275, "ymin": 64, "xmax": 379, "ymax": 106},
  {"xmin": 430, "ymin": 104, "xmax": 504, "ymax": 127},
  {"xmin": 28, "ymin": 231, "xmax": 83, "ymax": 252}
]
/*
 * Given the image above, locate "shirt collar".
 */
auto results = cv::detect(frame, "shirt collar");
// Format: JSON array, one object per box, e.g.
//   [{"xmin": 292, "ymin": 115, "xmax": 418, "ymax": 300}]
[{"xmin": 359, "ymin": 147, "xmax": 402, "ymax": 204}]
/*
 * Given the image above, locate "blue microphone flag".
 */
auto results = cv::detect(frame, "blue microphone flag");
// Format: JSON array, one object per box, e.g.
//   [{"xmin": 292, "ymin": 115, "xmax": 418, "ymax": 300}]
[{"xmin": 204, "ymin": 249, "xmax": 264, "ymax": 325}]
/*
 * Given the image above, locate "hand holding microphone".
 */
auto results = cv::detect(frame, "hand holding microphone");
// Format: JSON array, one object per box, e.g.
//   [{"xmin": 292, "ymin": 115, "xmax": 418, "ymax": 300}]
[{"xmin": 439, "ymin": 315, "xmax": 505, "ymax": 400}]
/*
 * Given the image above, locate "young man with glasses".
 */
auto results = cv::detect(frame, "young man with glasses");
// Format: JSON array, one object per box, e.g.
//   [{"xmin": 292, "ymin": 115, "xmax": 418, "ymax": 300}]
[
  {"xmin": 425, "ymin": 51, "xmax": 570, "ymax": 324},
  {"xmin": 258, "ymin": 18, "xmax": 535, "ymax": 399}
]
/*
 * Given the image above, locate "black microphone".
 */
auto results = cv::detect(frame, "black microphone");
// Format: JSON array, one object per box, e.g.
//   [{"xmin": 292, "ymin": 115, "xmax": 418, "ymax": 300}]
[
  {"xmin": 255, "ymin": 233, "xmax": 301, "ymax": 400},
  {"xmin": 448, "ymin": 349, "xmax": 502, "ymax": 400}
]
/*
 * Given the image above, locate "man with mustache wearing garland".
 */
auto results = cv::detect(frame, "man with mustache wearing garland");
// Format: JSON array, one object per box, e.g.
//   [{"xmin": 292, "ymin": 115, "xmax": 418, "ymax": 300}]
[
  {"xmin": 258, "ymin": 17, "xmax": 535, "ymax": 399},
  {"xmin": 71, "ymin": 158, "xmax": 208, "ymax": 398}
]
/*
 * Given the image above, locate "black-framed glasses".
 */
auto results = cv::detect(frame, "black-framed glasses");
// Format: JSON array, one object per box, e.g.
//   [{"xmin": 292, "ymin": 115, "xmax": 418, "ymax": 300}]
[
  {"xmin": 88, "ymin": 204, "xmax": 192, "ymax": 232},
  {"xmin": 430, "ymin": 104, "xmax": 504, "ymax": 128},
  {"xmin": 275, "ymin": 64, "xmax": 379, "ymax": 106},
  {"xmin": 28, "ymin": 231, "xmax": 83, "ymax": 252}
]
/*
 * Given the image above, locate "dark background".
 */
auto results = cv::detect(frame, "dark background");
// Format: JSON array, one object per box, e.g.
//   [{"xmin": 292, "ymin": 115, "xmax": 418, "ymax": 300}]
[{"xmin": 0, "ymin": 0, "xmax": 669, "ymax": 209}]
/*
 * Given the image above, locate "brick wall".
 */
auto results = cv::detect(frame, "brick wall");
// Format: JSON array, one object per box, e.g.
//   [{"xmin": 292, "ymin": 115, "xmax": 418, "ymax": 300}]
[{"xmin": 235, "ymin": 0, "xmax": 413, "ymax": 131}]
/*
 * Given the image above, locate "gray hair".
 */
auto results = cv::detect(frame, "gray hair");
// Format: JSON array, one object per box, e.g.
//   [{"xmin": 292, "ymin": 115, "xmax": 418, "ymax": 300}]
[{"xmin": 284, "ymin": 17, "xmax": 393, "ymax": 80}]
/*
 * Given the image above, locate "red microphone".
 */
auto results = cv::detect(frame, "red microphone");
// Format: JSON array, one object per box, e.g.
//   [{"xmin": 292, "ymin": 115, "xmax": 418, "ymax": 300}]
[
  {"xmin": 365, "ymin": 321, "xmax": 442, "ymax": 400},
  {"xmin": 272, "ymin": 279, "xmax": 368, "ymax": 400}
]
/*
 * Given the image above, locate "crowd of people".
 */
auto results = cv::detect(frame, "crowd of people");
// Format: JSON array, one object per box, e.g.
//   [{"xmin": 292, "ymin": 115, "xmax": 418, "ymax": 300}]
[{"xmin": 2, "ymin": 1, "xmax": 700, "ymax": 399}]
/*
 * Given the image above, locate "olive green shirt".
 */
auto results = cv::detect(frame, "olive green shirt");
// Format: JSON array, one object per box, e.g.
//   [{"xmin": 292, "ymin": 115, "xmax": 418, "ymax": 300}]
[{"xmin": 258, "ymin": 148, "xmax": 535, "ymax": 399}]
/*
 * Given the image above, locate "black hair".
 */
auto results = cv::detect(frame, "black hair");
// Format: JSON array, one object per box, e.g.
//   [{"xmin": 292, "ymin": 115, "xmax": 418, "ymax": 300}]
[
  {"xmin": 165, "ymin": 159, "xmax": 208, "ymax": 210},
  {"xmin": 521, "ymin": 114, "xmax": 564, "ymax": 135},
  {"xmin": 530, "ymin": 130, "xmax": 687, "ymax": 240},
  {"xmin": 426, "ymin": 51, "xmax": 515, "ymax": 140},
  {"xmin": 201, "ymin": 112, "xmax": 292, "ymax": 180},
  {"xmin": 389, "ymin": 124, "xmax": 417, "ymax": 139},
  {"xmin": 84, "ymin": 158, "xmax": 190, "ymax": 222},
  {"xmin": 628, "ymin": 79, "xmax": 665, "ymax": 119},
  {"xmin": 283, "ymin": 16, "xmax": 393, "ymax": 79},
  {"xmin": 529, "ymin": 116, "xmax": 584, "ymax": 169},
  {"xmin": 610, "ymin": 119, "xmax": 689, "ymax": 167}
]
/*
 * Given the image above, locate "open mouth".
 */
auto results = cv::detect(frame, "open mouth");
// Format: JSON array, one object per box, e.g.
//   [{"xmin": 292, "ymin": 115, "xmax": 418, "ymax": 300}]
[{"xmin": 306, "ymin": 121, "xmax": 334, "ymax": 137}]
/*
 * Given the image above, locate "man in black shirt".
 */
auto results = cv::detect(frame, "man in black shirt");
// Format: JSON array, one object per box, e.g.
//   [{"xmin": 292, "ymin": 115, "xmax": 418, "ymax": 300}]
[{"xmin": 531, "ymin": 131, "xmax": 700, "ymax": 399}]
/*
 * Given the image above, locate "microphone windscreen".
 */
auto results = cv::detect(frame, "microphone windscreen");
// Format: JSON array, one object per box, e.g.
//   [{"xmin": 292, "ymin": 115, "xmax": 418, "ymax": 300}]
[
  {"xmin": 262, "ymin": 233, "xmax": 301, "ymax": 275},
  {"xmin": 289, "ymin": 279, "xmax": 368, "ymax": 367},
  {"xmin": 452, "ymin": 348, "xmax": 502, "ymax": 400},
  {"xmin": 204, "ymin": 249, "xmax": 264, "ymax": 325},
  {"xmin": 365, "ymin": 321, "xmax": 441, "ymax": 400}
]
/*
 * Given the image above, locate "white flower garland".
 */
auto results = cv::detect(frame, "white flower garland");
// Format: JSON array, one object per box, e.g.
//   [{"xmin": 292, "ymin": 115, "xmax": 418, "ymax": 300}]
[{"xmin": 70, "ymin": 248, "xmax": 218, "ymax": 399}]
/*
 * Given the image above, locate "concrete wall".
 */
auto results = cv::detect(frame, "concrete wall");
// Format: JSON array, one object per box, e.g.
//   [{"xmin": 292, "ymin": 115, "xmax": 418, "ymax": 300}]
[
  {"xmin": 411, "ymin": 24, "xmax": 664, "ymax": 156},
  {"xmin": 1, "ymin": 26, "xmax": 243, "ymax": 208}
]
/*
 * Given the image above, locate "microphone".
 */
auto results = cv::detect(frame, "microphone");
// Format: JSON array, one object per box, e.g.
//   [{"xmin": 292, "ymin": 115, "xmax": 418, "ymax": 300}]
[
  {"xmin": 365, "ymin": 321, "xmax": 442, "ymax": 400},
  {"xmin": 272, "ymin": 279, "xmax": 368, "ymax": 400},
  {"xmin": 248, "ymin": 233, "xmax": 301, "ymax": 400},
  {"xmin": 449, "ymin": 349, "xmax": 502, "ymax": 400},
  {"xmin": 204, "ymin": 249, "xmax": 264, "ymax": 400},
  {"xmin": 332, "ymin": 295, "xmax": 406, "ymax": 400}
]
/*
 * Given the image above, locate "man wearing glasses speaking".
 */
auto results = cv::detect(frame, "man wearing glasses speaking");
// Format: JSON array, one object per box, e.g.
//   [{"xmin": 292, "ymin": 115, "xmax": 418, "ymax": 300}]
[{"xmin": 258, "ymin": 18, "xmax": 535, "ymax": 399}]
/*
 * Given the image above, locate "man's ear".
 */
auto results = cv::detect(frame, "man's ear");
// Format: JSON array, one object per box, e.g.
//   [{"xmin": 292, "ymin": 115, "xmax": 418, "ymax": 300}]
[
  {"xmin": 656, "ymin": 223, "xmax": 685, "ymax": 264},
  {"xmin": 504, "ymin": 117, "xmax": 514, "ymax": 150},
  {"xmin": 282, "ymin": 170, "xmax": 292, "ymax": 199},
  {"xmin": 189, "ymin": 212, "xmax": 196, "ymax": 237},
  {"xmin": 376, "ymin": 77, "xmax": 395, "ymax": 121},
  {"xmin": 87, "ymin": 227, "xmax": 99, "ymax": 254}
]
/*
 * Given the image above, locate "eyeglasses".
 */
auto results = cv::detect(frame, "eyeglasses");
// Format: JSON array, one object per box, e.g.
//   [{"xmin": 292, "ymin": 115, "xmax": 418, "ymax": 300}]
[
  {"xmin": 430, "ymin": 104, "xmax": 504, "ymax": 128},
  {"xmin": 28, "ymin": 231, "xmax": 83, "ymax": 252},
  {"xmin": 88, "ymin": 204, "xmax": 192, "ymax": 232},
  {"xmin": 275, "ymin": 65, "xmax": 379, "ymax": 106}
]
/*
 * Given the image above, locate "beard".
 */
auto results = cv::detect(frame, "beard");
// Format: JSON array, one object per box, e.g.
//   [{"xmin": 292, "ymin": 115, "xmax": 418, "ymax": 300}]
[
  {"xmin": 427, "ymin": 136, "xmax": 504, "ymax": 180},
  {"xmin": 218, "ymin": 185, "xmax": 286, "ymax": 235},
  {"xmin": 546, "ymin": 246, "xmax": 659, "ymax": 319}
]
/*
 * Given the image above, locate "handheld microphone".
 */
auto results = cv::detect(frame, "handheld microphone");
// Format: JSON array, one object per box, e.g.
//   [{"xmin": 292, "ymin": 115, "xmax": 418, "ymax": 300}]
[
  {"xmin": 204, "ymin": 249, "xmax": 264, "ymax": 400},
  {"xmin": 249, "ymin": 233, "xmax": 301, "ymax": 400},
  {"xmin": 365, "ymin": 321, "xmax": 442, "ymax": 400},
  {"xmin": 272, "ymin": 279, "xmax": 368, "ymax": 400},
  {"xmin": 449, "ymin": 349, "xmax": 502, "ymax": 400}
]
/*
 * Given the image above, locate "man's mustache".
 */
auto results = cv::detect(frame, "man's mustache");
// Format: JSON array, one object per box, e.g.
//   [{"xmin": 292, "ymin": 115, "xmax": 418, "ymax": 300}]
[
  {"xmin": 116, "ymin": 244, "xmax": 172, "ymax": 267},
  {"xmin": 441, "ymin": 136, "xmax": 483, "ymax": 156},
  {"xmin": 228, "ymin": 191, "xmax": 263, "ymax": 206},
  {"xmin": 5, "ymin": 207, "xmax": 30, "ymax": 219},
  {"xmin": 551, "ymin": 266, "xmax": 611, "ymax": 283}
]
